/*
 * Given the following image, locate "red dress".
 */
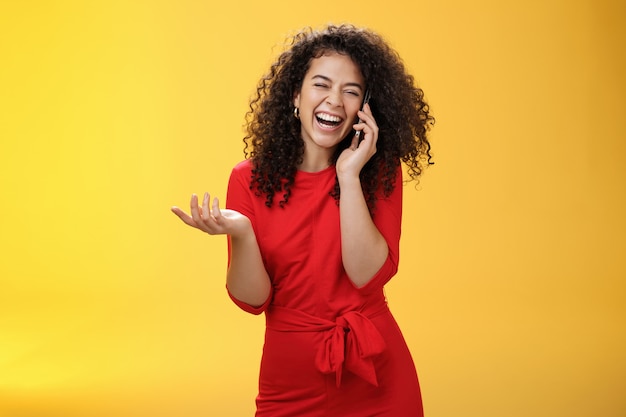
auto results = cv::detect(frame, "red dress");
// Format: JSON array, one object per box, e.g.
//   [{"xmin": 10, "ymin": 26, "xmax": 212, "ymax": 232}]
[{"xmin": 226, "ymin": 160, "xmax": 423, "ymax": 417}]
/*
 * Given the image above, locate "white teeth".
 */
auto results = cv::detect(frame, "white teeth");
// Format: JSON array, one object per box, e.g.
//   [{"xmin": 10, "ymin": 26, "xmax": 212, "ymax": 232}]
[{"xmin": 316, "ymin": 113, "xmax": 342, "ymax": 123}]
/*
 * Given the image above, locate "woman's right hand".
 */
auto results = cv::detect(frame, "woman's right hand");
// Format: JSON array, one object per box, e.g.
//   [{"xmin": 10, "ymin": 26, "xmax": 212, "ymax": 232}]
[{"xmin": 171, "ymin": 192, "xmax": 251, "ymax": 237}]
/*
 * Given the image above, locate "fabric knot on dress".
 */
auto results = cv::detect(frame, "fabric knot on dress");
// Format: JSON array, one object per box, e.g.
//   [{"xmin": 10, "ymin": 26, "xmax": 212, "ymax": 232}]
[
  {"xmin": 265, "ymin": 305, "xmax": 387, "ymax": 388},
  {"xmin": 315, "ymin": 311, "xmax": 386, "ymax": 387}
]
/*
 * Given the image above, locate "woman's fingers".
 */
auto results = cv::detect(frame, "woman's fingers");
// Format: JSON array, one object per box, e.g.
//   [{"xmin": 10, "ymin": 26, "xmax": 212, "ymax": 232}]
[
  {"xmin": 191, "ymin": 193, "xmax": 218, "ymax": 232},
  {"xmin": 172, "ymin": 193, "xmax": 236, "ymax": 235},
  {"xmin": 171, "ymin": 206, "xmax": 197, "ymax": 227},
  {"xmin": 202, "ymin": 192, "xmax": 211, "ymax": 220},
  {"xmin": 211, "ymin": 197, "xmax": 222, "ymax": 222},
  {"xmin": 352, "ymin": 104, "xmax": 378, "ymax": 146},
  {"xmin": 189, "ymin": 193, "xmax": 204, "ymax": 227},
  {"xmin": 348, "ymin": 133, "xmax": 359, "ymax": 151}
]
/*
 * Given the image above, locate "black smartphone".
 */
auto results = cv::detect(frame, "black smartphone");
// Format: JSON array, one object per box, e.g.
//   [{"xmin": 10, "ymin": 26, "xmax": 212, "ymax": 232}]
[{"xmin": 354, "ymin": 89, "xmax": 371, "ymax": 139}]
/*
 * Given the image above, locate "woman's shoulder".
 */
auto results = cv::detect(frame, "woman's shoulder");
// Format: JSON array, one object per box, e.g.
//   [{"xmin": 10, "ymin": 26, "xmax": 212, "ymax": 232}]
[
  {"xmin": 231, "ymin": 159, "xmax": 253, "ymax": 176},
  {"xmin": 233, "ymin": 159, "xmax": 252, "ymax": 170}
]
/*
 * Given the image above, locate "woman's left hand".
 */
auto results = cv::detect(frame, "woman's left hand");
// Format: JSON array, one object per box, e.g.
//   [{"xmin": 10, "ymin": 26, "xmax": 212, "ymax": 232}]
[{"xmin": 336, "ymin": 103, "xmax": 379, "ymax": 179}]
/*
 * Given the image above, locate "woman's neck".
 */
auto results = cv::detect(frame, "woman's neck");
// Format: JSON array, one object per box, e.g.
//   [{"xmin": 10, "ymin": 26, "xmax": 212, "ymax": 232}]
[{"xmin": 298, "ymin": 153, "xmax": 333, "ymax": 173}]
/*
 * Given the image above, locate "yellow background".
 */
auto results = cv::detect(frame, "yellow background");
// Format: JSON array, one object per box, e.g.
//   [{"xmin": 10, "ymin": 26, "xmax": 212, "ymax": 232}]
[{"xmin": 1, "ymin": 1, "xmax": 624, "ymax": 416}]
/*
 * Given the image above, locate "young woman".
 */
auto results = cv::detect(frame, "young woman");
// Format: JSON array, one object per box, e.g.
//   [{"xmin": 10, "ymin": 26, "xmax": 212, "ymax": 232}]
[{"xmin": 172, "ymin": 24, "xmax": 434, "ymax": 417}]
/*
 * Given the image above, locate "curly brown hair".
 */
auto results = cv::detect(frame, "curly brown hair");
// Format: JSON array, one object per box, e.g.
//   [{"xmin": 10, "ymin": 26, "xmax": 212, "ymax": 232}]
[{"xmin": 244, "ymin": 24, "xmax": 434, "ymax": 210}]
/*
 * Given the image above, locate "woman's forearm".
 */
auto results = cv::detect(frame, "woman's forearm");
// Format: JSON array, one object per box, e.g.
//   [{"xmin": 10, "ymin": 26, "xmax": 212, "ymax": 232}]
[
  {"xmin": 338, "ymin": 176, "xmax": 388, "ymax": 288},
  {"xmin": 226, "ymin": 229, "xmax": 271, "ymax": 307}
]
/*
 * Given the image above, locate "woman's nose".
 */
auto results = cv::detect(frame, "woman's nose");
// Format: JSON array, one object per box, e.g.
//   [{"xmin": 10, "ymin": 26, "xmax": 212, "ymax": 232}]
[{"xmin": 325, "ymin": 89, "xmax": 343, "ymax": 107}]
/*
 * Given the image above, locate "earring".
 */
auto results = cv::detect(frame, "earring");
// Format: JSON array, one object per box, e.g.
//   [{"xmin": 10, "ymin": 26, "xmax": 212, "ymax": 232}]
[{"xmin": 293, "ymin": 107, "xmax": 300, "ymax": 119}]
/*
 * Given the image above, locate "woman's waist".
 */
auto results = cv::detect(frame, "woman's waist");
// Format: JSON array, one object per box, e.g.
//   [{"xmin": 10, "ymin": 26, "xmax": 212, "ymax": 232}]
[
  {"xmin": 265, "ymin": 299, "xmax": 389, "ymax": 332},
  {"xmin": 264, "ymin": 299, "xmax": 390, "ymax": 387}
]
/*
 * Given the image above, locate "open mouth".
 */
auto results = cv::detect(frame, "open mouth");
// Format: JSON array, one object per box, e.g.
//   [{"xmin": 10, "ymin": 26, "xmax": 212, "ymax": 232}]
[{"xmin": 315, "ymin": 112, "xmax": 344, "ymax": 129}]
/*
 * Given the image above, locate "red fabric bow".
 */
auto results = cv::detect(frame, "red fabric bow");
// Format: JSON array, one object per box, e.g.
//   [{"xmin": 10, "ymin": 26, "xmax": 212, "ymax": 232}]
[
  {"xmin": 315, "ymin": 311, "xmax": 386, "ymax": 387},
  {"xmin": 267, "ymin": 306, "xmax": 387, "ymax": 387}
]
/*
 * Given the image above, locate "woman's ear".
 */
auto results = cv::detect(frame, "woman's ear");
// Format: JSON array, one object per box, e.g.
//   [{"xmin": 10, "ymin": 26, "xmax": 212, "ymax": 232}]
[{"xmin": 293, "ymin": 92, "xmax": 300, "ymax": 109}]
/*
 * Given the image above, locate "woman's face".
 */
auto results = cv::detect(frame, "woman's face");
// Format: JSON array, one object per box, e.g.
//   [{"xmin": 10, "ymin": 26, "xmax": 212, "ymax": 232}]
[{"xmin": 294, "ymin": 52, "xmax": 365, "ymax": 155}]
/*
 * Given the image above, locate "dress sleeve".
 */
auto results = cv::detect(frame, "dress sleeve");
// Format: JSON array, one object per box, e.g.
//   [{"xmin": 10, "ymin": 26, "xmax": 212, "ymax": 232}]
[
  {"xmin": 352, "ymin": 165, "xmax": 403, "ymax": 294},
  {"xmin": 224, "ymin": 161, "xmax": 273, "ymax": 315}
]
